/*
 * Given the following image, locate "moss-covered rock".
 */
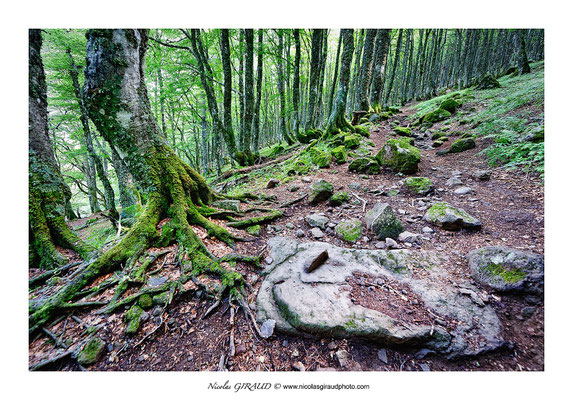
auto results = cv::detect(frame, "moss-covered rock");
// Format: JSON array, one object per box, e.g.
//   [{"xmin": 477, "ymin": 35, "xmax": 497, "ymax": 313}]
[
  {"xmin": 449, "ymin": 138, "xmax": 476, "ymax": 153},
  {"xmin": 421, "ymin": 108, "xmax": 451, "ymax": 125},
  {"xmin": 329, "ymin": 191, "xmax": 350, "ymax": 206},
  {"xmin": 246, "ymin": 224, "xmax": 261, "ymax": 237},
  {"xmin": 309, "ymin": 179, "xmax": 334, "ymax": 204},
  {"xmin": 467, "ymin": 246, "xmax": 544, "ymax": 294},
  {"xmin": 432, "ymin": 140, "xmax": 445, "ymax": 148},
  {"xmin": 394, "ymin": 126, "xmax": 412, "ymax": 136},
  {"xmin": 460, "ymin": 132, "xmax": 475, "ymax": 140},
  {"xmin": 353, "ymin": 125, "xmax": 370, "ymax": 137},
  {"xmin": 431, "ymin": 131, "xmax": 448, "ymax": 140},
  {"xmin": 476, "ymin": 74, "xmax": 501, "ymax": 90},
  {"xmin": 152, "ymin": 291, "xmax": 170, "ymax": 306},
  {"xmin": 331, "ymin": 145, "xmax": 348, "ymax": 164},
  {"xmin": 138, "ymin": 293, "xmax": 153, "ymax": 309},
  {"xmin": 297, "ymin": 128, "xmax": 323, "ymax": 144},
  {"xmin": 77, "ymin": 336, "xmax": 106, "ymax": 366},
  {"xmin": 364, "ymin": 202, "xmax": 403, "ymax": 240},
  {"xmin": 343, "ymin": 134, "xmax": 362, "ymax": 149},
  {"xmin": 423, "ymin": 202, "xmax": 481, "ymax": 231},
  {"xmin": 403, "ymin": 177, "xmax": 434, "ymax": 196},
  {"xmin": 439, "ymin": 98, "xmax": 460, "ymax": 113},
  {"xmin": 211, "ymin": 199, "xmax": 241, "ymax": 212},
  {"xmin": 375, "ymin": 139, "xmax": 420, "ymax": 174},
  {"xmin": 335, "ymin": 219, "xmax": 363, "ymax": 243},
  {"xmin": 125, "ymin": 304, "xmax": 144, "ymax": 334},
  {"xmin": 348, "ymin": 157, "xmax": 380, "ymax": 175},
  {"xmin": 310, "ymin": 148, "xmax": 332, "ymax": 168}
]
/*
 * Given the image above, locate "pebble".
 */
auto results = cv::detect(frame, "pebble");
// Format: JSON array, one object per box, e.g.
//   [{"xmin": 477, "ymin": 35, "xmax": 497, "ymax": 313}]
[
  {"xmin": 266, "ymin": 178, "xmax": 279, "ymax": 188},
  {"xmin": 285, "ymin": 222, "xmax": 295, "ymax": 229},
  {"xmin": 521, "ymin": 306, "xmax": 536, "ymax": 318},
  {"xmin": 445, "ymin": 176, "xmax": 463, "ymax": 187},
  {"xmin": 310, "ymin": 228, "xmax": 324, "ymax": 239},
  {"xmin": 377, "ymin": 349, "xmax": 388, "ymax": 364},
  {"xmin": 302, "ymin": 177, "xmax": 311, "ymax": 183},
  {"xmin": 295, "ymin": 229, "xmax": 305, "ymax": 238},
  {"xmin": 335, "ymin": 349, "xmax": 350, "ymax": 368},
  {"xmin": 265, "ymin": 256, "xmax": 273, "ymax": 265},
  {"xmin": 375, "ymin": 241, "xmax": 387, "ymax": 249},
  {"xmin": 293, "ymin": 362, "xmax": 306, "ymax": 371},
  {"xmin": 420, "ymin": 363, "xmax": 431, "ymax": 372},
  {"xmin": 414, "ymin": 348, "xmax": 435, "ymax": 359},
  {"xmin": 292, "ymin": 349, "xmax": 299, "ymax": 357},
  {"xmin": 422, "ymin": 226, "xmax": 434, "ymax": 234},
  {"xmin": 454, "ymin": 186, "xmax": 473, "ymax": 195},
  {"xmin": 260, "ymin": 319, "xmax": 276, "ymax": 338},
  {"xmin": 385, "ymin": 238, "xmax": 399, "ymax": 249}
]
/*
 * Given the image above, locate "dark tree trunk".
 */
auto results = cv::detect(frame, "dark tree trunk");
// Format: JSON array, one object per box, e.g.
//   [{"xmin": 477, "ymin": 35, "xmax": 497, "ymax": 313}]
[
  {"xmin": 292, "ymin": 29, "xmax": 301, "ymax": 136},
  {"xmin": 306, "ymin": 29, "xmax": 323, "ymax": 130},
  {"xmin": 325, "ymin": 29, "xmax": 355, "ymax": 134},
  {"xmin": 370, "ymin": 29, "xmax": 391, "ymax": 111},
  {"xmin": 355, "ymin": 29, "xmax": 377, "ymax": 111},
  {"xmin": 29, "ymin": 29, "xmax": 95, "ymax": 270},
  {"xmin": 384, "ymin": 29, "xmax": 403, "ymax": 106},
  {"xmin": 517, "ymin": 29, "xmax": 531, "ymax": 74},
  {"xmin": 275, "ymin": 29, "xmax": 295, "ymax": 144},
  {"xmin": 252, "ymin": 29, "xmax": 264, "ymax": 153},
  {"xmin": 327, "ymin": 32, "xmax": 343, "ymax": 115},
  {"xmin": 243, "ymin": 29, "xmax": 255, "ymax": 156}
]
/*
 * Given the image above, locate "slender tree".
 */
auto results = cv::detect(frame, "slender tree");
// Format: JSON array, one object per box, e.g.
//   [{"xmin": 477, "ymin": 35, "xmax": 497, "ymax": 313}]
[
  {"xmin": 355, "ymin": 29, "xmax": 377, "ymax": 111},
  {"xmin": 370, "ymin": 29, "xmax": 391, "ymax": 112}
]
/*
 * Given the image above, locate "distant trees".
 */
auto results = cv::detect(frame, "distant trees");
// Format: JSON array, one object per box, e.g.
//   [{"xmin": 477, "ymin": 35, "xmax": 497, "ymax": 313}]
[{"xmin": 38, "ymin": 28, "xmax": 544, "ymax": 221}]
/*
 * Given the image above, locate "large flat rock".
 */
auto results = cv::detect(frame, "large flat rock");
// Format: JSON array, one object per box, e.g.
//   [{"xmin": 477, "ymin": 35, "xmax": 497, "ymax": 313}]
[{"xmin": 256, "ymin": 237, "xmax": 505, "ymax": 358}]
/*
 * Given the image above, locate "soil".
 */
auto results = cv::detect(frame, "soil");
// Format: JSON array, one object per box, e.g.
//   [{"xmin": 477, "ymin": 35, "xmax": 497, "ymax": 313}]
[{"xmin": 28, "ymin": 101, "xmax": 544, "ymax": 372}]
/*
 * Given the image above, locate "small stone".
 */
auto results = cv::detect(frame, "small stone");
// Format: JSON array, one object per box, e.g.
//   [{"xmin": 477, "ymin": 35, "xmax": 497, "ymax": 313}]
[
  {"xmin": 151, "ymin": 306, "xmax": 162, "ymax": 316},
  {"xmin": 295, "ymin": 229, "xmax": 305, "ymax": 238},
  {"xmin": 377, "ymin": 349, "xmax": 388, "ymax": 364},
  {"xmin": 422, "ymin": 226, "xmax": 434, "ymax": 234},
  {"xmin": 328, "ymin": 341, "xmax": 338, "ymax": 350},
  {"xmin": 265, "ymin": 256, "xmax": 273, "ymax": 265},
  {"xmin": 454, "ymin": 186, "xmax": 473, "ymax": 195},
  {"xmin": 285, "ymin": 222, "xmax": 295, "ymax": 229},
  {"xmin": 445, "ymin": 176, "xmax": 463, "ymax": 187},
  {"xmin": 335, "ymin": 349, "xmax": 350, "ymax": 368},
  {"xmin": 302, "ymin": 177, "xmax": 311, "ymax": 183},
  {"xmin": 77, "ymin": 337, "xmax": 106, "ymax": 366},
  {"xmin": 398, "ymin": 231, "xmax": 421, "ymax": 244},
  {"xmin": 293, "ymin": 361, "xmax": 306, "ymax": 371},
  {"xmin": 289, "ymin": 185, "xmax": 300, "ymax": 192},
  {"xmin": 310, "ymin": 228, "xmax": 324, "ymax": 239},
  {"xmin": 266, "ymin": 179, "xmax": 280, "ymax": 188},
  {"xmin": 292, "ymin": 349, "xmax": 299, "ymax": 357},
  {"xmin": 260, "ymin": 319, "xmax": 276, "ymax": 338},
  {"xmin": 472, "ymin": 170, "xmax": 492, "ymax": 181},
  {"xmin": 349, "ymin": 182, "xmax": 361, "ymax": 190},
  {"xmin": 375, "ymin": 241, "xmax": 387, "ymax": 249},
  {"xmin": 306, "ymin": 213, "xmax": 330, "ymax": 230},
  {"xmin": 385, "ymin": 238, "xmax": 399, "ymax": 249},
  {"xmin": 235, "ymin": 344, "xmax": 247, "ymax": 355},
  {"xmin": 414, "ymin": 348, "xmax": 435, "ymax": 360},
  {"xmin": 521, "ymin": 306, "xmax": 536, "ymax": 318},
  {"xmin": 420, "ymin": 363, "xmax": 431, "ymax": 372}
]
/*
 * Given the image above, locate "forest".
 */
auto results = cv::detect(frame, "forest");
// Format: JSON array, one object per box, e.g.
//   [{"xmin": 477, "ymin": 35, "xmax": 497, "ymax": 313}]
[{"xmin": 29, "ymin": 28, "xmax": 545, "ymax": 373}]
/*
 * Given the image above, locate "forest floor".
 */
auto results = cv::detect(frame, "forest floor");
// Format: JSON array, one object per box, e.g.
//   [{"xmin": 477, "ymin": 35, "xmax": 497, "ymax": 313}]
[{"xmin": 28, "ymin": 71, "xmax": 544, "ymax": 372}]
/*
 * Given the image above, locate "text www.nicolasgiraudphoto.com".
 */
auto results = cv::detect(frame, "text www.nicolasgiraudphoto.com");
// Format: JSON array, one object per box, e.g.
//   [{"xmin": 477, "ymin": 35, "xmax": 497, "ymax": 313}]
[{"xmin": 208, "ymin": 381, "xmax": 370, "ymax": 392}]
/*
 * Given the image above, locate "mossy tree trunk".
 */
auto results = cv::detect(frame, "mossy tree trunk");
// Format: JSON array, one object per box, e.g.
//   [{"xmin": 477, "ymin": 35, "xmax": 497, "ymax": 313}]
[
  {"xmin": 251, "ymin": 29, "xmax": 264, "ymax": 153},
  {"xmin": 355, "ymin": 29, "xmax": 377, "ymax": 112},
  {"xmin": 325, "ymin": 29, "xmax": 355, "ymax": 135},
  {"xmin": 275, "ymin": 29, "xmax": 295, "ymax": 145},
  {"xmin": 29, "ymin": 29, "xmax": 96, "ymax": 270},
  {"xmin": 29, "ymin": 29, "xmax": 242, "ymax": 334},
  {"xmin": 369, "ymin": 29, "xmax": 390, "ymax": 112},
  {"xmin": 517, "ymin": 29, "xmax": 531, "ymax": 75}
]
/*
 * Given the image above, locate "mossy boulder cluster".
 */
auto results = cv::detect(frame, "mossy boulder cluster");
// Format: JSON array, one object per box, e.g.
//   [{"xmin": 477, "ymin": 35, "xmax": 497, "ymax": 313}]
[
  {"xmin": 335, "ymin": 219, "xmax": 363, "ymax": 243},
  {"xmin": 467, "ymin": 246, "xmax": 544, "ymax": 294},
  {"xmin": 375, "ymin": 138, "xmax": 420, "ymax": 174},
  {"xmin": 353, "ymin": 125, "xmax": 370, "ymax": 137},
  {"xmin": 423, "ymin": 202, "xmax": 481, "ymax": 231},
  {"xmin": 403, "ymin": 177, "xmax": 434, "ymax": 196},
  {"xmin": 364, "ymin": 202, "xmax": 404, "ymax": 240},
  {"xmin": 309, "ymin": 179, "xmax": 334, "ymax": 203}
]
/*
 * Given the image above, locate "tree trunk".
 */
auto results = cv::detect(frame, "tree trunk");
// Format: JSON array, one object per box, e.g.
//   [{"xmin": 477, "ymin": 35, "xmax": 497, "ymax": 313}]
[
  {"xmin": 355, "ymin": 29, "xmax": 377, "ymax": 112},
  {"xmin": 292, "ymin": 29, "xmax": 301, "ymax": 136},
  {"xmin": 29, "ymin": 29, "xmax": 95, "ymax": 270},
  {"xmin": 275, "ymin": 29, "xmax": 295, "ymax": 144},
  {"xmin": 370, "ymin": 29, "xmax": 391, "ymax": 112},
  {"xmin": 325, "ymin": 29, "xmax": 355, "ymax": 134},
  {"xmin": 252, "ymin": 29, "xmax": 264, "ymax": 153},
  {"xmin": 327, "ymin": 32, "xmax": 343, "ymax": 115},
  {"xmin": 517, "ymin": 29, "xmax": 531, "ymax": 74},
  {"xmin": 243, "ymin": 29, "xmax": 255, "ymax": 156},
  {"xmin": 306, "ymin": 29, "xmax": 323, "ymax": 130},
  {"xmin": 384, "ymin": 29, "xmax": 403, "ymax": 106}
]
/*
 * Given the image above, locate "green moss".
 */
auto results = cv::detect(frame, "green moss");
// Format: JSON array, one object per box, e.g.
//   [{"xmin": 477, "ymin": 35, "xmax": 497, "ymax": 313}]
[
  {"xmin": 449, "ymin": 138, "xmax": 476, "ymax": 153},
  {"xmin": 439, "ymin": 98, "xmax": 460, "ymax": 113},
  {"xmin": 246, "ymin": 224, "xmax": 261, "ymax": 237},
  {"xmin": 77, "ymin": 336, "xmax": 106, "ymax": 366},
  {"xmin": 335, "ymin": 219, "xmax": 363, "ymax": 243},
  {"xmin": 311, "ymin": 148, "xmax": 332, "ymax": 168},
  {"xmin": 394, "ymin": 126, "xmax": 412, "ymax": 136},
  {"xmin": 344, "ymin": 134, "xmax": 362, "ymax": 149},
  {"xmin": 403, "ymin": 177, "xmax": 434, "ymax": 195},
  {"xmin": 152, "ymin": 291, "xmax": 170, "ymax": 307},
  {"xmin": 125, "ymin": 304, "xmax": 143, "ymax": 334},
  {"xmin": 353, "ymin": 125, "xmax": 370, "ymax": 137},
  {"xmin": 485, "ymin": 263, "xmax": 527, "ymax": 284},
  {"xmin": 329, "ymin": 191, "xmax": 350, "ymax": 206},
  {"xmin": 297, "ymin": 128, "xmax": 323, "ymax": 144},
  {"xmin": 138, "ymin": 293, "xmax": 153, "ymax": 309},
  {"xmin": 375, "ymin": 139, "xmax": 420, "ymax": 174},
  {"xmin": 348, "ymin": 157, "xmax": 380, "ymax": 174},
  {"xmin": 421, "ymin": 108, "xmax": 451, "ymax": 125},
  {"xmin": 331, "ymin": 146, "xmax": 348, "ymax": 164}
]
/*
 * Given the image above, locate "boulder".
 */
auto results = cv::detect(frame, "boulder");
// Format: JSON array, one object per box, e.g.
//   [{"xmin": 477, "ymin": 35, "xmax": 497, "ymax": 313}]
[
  {"xmin": 423, "ymin": 202, "xmax": 481, "ymax": 231},
  {"xmin": 375, "ymin": 138, "xmax": 421, "ymax": 174},
  {"xmin": 476, "ymin": 74, "xmax": 501, "ymax": 89},
  {"xmin": 311, "ymin": 148, "xmax": 332, "ymax": 168},
  {"xmin": 331, "ymin": 145, "xmax": 348, "ymax": 164},
  {"xmin": 472, "ymin": 170, "xmax": 492, "ymax": 181},
  {"xmin": 329, "ymin": 191, "xmax": 350, "ymax": 206},
  {"xmin": 306, "ymin": 213, "xmax": 329, "ymax": 230},
  {"xmin": 211, "ymin": 199, "xmax": 240, "ymax": 212},
  {"xmin": 256, "ymin": 237, "xmax": 505, "ymax": 358},
  {"xmin": 394, "ymin": 126, "xmax": 412, "ymax": 136},
  {"xmin": 348, "ymin": 157, "xmax": 380, "ymax": 175},
  {"xmin": 266, "ymin": 178, "xmax": 280, "ymax": 189},
  {"xmin": 77, "ymin": 336, "xmax": 106, "ymax": 366},
  {"xmin": 439, "ymin": 98, "xmax": 460, "ymax": 113},
  {"xmin": 421, "ymin": 108, "xmax": 451, "ymax": 125},
  {"xmin": 296, "ymin": 128, "xmax": 323, "ymax": 144},
  {"xmin": 344, "ymin": 134, "xmax": 362, "ymax": 149},
  {"xmin": 353, "ymin": 125, "xmax": 370, "ymax": 137},
  {"xmin": 403, "ymin": 177, "xmax": 434, "ymax": 196},
  {"xmin": 364, "ymin": 202, "xmax": 404, "ymax": 240},
  {"xmin": 309, "ymin": 179, "xmax": 334, "ymax": 203},
  {"xmin": 335, "ymin": 219, "xmax": 363, "ymax": 243},
  {"xmin": 449, "ymin": 138, "xmax": 476, "ymax": 153},
  {"xmin": 467, "ymin": 246, "xmax": 544, "ymax": 294}
]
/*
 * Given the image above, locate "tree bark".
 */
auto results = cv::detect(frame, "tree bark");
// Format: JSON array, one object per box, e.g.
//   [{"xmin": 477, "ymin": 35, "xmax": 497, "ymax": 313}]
[
  {"xmin": 292, "ymin": 29, "xmax": 301, "ymax": 136},
  {"xmin": 252, "ymin": 29, "xmax": 264, "ymax": 153},
  {"xmin": 355, "ymin": 29, "xmax": 377, "ymax": 111},
  {"xmin": 370, "ymin": 29, "xmax": 391, "ymax": 111},
  {"xmin": 29, "ymin": 29, "xmax": 95, "ymax": 270},
  {"xmin": 383, "ymin": 29, "xmax": 402, "ymax": 106}
]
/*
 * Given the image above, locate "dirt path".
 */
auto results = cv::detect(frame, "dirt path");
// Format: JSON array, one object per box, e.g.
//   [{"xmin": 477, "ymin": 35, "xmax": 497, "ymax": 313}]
[{"xmin": 29, "ymin": 104, "xmax": 544, "ymax": 372}]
